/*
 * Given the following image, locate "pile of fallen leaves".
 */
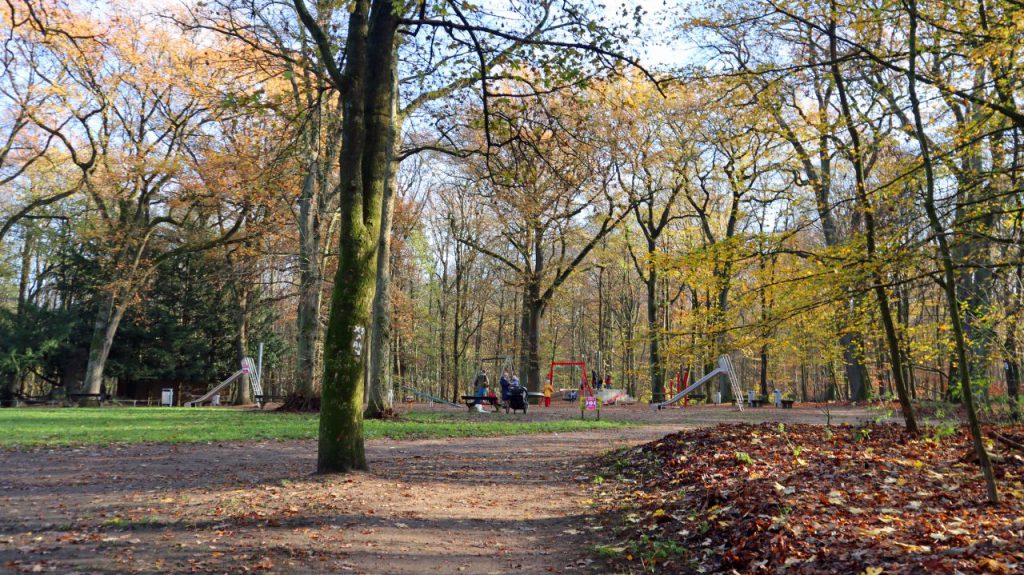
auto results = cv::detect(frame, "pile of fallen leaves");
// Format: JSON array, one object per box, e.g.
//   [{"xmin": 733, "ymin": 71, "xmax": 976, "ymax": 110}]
[{"xmin": 592, "ymin": 423, "xmax": 1024, "ymax": 574}]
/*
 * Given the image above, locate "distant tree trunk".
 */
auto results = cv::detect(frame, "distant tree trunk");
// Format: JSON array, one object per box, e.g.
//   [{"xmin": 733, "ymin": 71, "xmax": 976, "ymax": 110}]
[
  {"xmin": 757, "ymin": 74, "xmax": 871, "ymax": 403},
  {"xmin": 514, "ymin": 283, "xmax": 526, "ymax": 379},
  {"xmin": 525, "ymin": 287, "xmax": 543, "ymax": 393},
  {"xmin": 646, "ymin": 261, "xmax": 663, "ymax": 403},
  {"xmin": 438, "ymin": 294, "xmax": 449, "ymax": 399},
  {"xmin": 713, "ymin": 284, "xmax": 732, "ymax": 401},
  {"xmin": 3, "ymin": 230, "xmax": 34, "ymax": 405},
  {"xmin": 1005, "ymin": 326, "xmax": 1020, "ymax": 422},
  {"xmin": 1008, "ymin": 266, "xmax": 1022, "ymax": 422},
  {"xmin": 451, "ymin": 262, "xmax": 462, "ymax": 403},
  {"xmin": 295, "ymin": 166, "xmax": 324, "ymax": 399},
  {"xmin": 828, "ymin": 13, "xmax": 917, "ymax": 433},
  {"xmin": 597, "ymin": 266, "xmax": 605, "ymax": 358},
  {"xmin": 233, "ymin": 283, "xmax": 252, "ymax": 405},
  {"xmin": 16, "ymin": 227, "xmax": 33, "ymax": 317},
  {"xmin": 800, "ymin": 363, "xmax": 808, "ymax": 402},
  {"xmin": 907, "ymin": 0, "xmax": 996, "ymax": 502},
  {"xmin": 760, "ymin": 344, "xmax": 769, "ymax": 397},
  {"xmin": 841, "ymin": 324, "xmax": 870, "ymax": 400},
  {"xmin": 523, "ymin": 229, "xmax": 545, "ymax": 392},
  {"xmin": 83, "ymin": 294, "xmax": 128, "ymax": 395},
  {"xmin": 365, "ymin": 79, "xmax": 400, "ymax": 418}
]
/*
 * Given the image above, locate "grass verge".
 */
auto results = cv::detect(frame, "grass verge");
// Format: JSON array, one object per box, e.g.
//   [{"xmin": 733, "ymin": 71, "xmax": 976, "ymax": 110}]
[{"xmin": 0, "ymin": 407, "xmax": 638, "ymax": 447}]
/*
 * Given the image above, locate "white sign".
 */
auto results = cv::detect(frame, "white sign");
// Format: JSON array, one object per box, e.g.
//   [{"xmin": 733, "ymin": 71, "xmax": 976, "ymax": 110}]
[{"xmin": 352, "ymin": 325, "xmax": 365, "ymax": 355}]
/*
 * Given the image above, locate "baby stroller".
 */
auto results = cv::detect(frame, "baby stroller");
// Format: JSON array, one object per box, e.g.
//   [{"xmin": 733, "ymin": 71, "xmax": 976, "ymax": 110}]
[{"xmin": 506, "ymin": 384, "xmax": 529, "ymax": 413}]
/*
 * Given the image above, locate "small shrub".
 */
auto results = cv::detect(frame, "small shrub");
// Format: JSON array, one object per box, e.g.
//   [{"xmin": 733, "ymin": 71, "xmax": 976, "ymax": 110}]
[
  {"xmin": 734, "ymin": 451, "xmax": 754, "ymax": 465},
  {"xmin": 592, "ymin": 544, "xmax": 626, "ymax": 558},
  {"xmin": 929, "ymin": 422, "xmax": 957, "ymax": 441}
]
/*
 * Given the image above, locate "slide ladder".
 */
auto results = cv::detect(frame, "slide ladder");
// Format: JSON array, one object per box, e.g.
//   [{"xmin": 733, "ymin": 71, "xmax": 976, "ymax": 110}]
[
  {"xmin": 243, "ymin": 357, "xmax": 263, "ymax": 400},
  {"xmin": 652, "ymin": 355, "xmax": 744, "ymax": 411},
  {"xmin": 720, "ymin": 354, "xmax": 745, "ymax": 411}
]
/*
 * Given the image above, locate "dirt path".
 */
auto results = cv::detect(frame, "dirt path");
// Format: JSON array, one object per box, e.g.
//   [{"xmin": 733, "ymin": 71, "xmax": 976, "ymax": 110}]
[{"xmin": 0, "ymin": 406, "xmax": 875, "ymax": 574}]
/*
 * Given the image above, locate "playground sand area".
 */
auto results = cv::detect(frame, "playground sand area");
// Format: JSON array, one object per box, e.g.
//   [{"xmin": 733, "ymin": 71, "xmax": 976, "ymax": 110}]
[{"xmin": 0, "ymin": 405, "xmax": 877, "ymax": 574}]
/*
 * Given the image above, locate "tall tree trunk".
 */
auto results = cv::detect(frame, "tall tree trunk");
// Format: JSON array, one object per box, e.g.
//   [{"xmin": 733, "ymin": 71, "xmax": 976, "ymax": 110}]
[
  {"xmin": 597, "ymin": 266, "xmax": 605, "ymax": 358},
  {"xmin": 82, "ymin": 294, "xmax": 128, "ymax": 395},
  {"xmin": 16, "ymin": 227, "xmax": 33, "ymax": 317},
  {"xmin": 646, "ymin": 260, "xmax": 663, "ymax": 403},
  {"xmin": 451, "ymin": 260, "xmax": 462, "ymax": 403},
  {"xmin": 233, "ymin": 283, "xmax": 252, "ymax": 405},
  {"xmin": 523, "ymin": 228, "xmax": 544, "ymax": 392},
  {"xmin": 438, "ymin": 296, "xmax": 449, "ymax": 399},
  {"xmin": 841, "ymin": 322, "xmax": 870, "ymax": 400},
  {"xmin": 760, "ymin": 343, "xmax": 769, "ymax": 398},
  {"xmin": 525, "ymin": 291, "xmax": 543, "ymax": 392},
  {"xmin": 1005, "ymin": 325, "xmax": 1020, "ymax": 422},
  {"xmin": 828, "ymin": 9, "xmax": 918, "ymax": 433},
  {"xmin": 365, "ymin": 74, "xmax": 400, "ymax": 418},
  {"xmin": 295, "ymin": 0, "xmax": 399, "ymax": 473},
  {"xmin": 295, "ymin": 166, "xmax": 324, "ymax": 398},
  {"xmin": 907, "ymin": 0, "xmax": 997, "ymax": 502},
  {"xmin": 760, "ymin": 78, "xmax": 871, "ymax": 402},
  {"xmin": 800, "ymin": 363, "xmax": 809, "ymax": 402},
  {"xmin": 3, "ymin": 229, "xmax": 34, "ymax": 405}
]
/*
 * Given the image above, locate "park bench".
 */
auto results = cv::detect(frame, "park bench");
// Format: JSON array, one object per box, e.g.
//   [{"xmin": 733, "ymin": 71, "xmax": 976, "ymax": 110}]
[
  {"xmin": 781, "ymin": 399, "xmax": 795, "ymax": 409},
  {"xmin": 461, "ymin": 395, "xmax": 500, "ymax": 411},
  {"xmin": 4, "ymin": 394, "xmax": 58, "ymax": 407},
  {"xmin": 68, "ymin": 393, "xmax": 106, "ymax": 406}
]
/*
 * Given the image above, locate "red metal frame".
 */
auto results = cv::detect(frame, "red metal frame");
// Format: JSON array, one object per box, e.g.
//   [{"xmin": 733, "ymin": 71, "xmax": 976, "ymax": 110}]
[{"xmin": 547, "ymin": 361, "xmax": 592, "ymax": 397}]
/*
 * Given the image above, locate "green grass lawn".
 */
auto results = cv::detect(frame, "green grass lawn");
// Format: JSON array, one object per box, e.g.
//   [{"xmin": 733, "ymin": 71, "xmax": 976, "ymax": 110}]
[{"xmin": 0, "ymin": 408, "xmax": 638, "ymax": 448}]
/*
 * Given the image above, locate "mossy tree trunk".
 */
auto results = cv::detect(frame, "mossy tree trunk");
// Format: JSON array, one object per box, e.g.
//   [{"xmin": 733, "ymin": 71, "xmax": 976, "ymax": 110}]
[
  {"xmin": 365, "ymin": 73, "xmax": 400, "ymax": 419},
  {"xmin": 293, "ymin": 0, "xmax": 399, "ymax": 473}
]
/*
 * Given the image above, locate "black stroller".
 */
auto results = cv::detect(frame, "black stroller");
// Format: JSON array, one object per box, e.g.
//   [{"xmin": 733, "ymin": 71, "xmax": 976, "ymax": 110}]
[{"xmin": 505, "ymin": 384, "xmax": 529, "ymax": 413}]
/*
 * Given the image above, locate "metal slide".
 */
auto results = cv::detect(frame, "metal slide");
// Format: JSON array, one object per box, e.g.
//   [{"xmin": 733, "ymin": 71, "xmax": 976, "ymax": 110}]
[
  {"xmin": 186, "ymin": 370, "xmax": 244, "ymax": 407},
  {"xmin": 652, "ymin": 355, "xmax": 744, "ymax": 411},
  {"xmin": 186, "ymin": 357, "xmax": 260, "ymax": 407}
]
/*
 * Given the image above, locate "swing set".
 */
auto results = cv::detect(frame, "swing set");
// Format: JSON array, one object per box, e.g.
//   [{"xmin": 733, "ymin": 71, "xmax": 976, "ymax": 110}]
[{"xmin": 547, "ymin": 360, "xmax": 600, "ymax": 420}]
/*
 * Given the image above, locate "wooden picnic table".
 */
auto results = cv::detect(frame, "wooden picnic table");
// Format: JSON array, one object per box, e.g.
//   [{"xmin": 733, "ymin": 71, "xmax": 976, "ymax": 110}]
[{"xmin": 461, "ymin": 395, "xmax": 501, "ymax": 411}]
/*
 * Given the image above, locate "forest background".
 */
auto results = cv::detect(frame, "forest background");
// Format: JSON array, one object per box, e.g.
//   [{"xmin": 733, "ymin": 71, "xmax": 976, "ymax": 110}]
[{"xmin": 1, "ymin": 0, "xmax": 1022, "ymax": 430}]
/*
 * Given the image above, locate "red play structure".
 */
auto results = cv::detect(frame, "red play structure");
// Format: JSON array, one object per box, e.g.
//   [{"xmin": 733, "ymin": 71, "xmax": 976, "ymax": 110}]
[{"xmin": 546, "ymin": 360, "xmax": 600, "ymax": 419}]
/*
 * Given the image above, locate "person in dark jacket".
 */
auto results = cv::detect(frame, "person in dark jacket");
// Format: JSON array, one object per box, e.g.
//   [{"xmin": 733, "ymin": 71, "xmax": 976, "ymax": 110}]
[{"xmin": 499, "ymin": 371, "xmax": 511, "ymax": 407}]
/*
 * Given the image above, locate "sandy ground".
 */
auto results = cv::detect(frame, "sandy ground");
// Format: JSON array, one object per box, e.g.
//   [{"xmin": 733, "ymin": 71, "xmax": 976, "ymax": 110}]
[{"xmin": 0, "ymin": 404, "xmax": 877, "ymax": 574}]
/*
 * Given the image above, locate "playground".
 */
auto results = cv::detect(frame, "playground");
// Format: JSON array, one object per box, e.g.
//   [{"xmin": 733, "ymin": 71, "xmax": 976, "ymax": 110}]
[{"xmin": 0, "ymin": 404, "xmax": 876, "ymax": 574}]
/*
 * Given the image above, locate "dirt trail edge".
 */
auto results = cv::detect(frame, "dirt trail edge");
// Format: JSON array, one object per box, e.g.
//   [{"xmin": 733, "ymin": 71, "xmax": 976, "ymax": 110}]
[{"xmin": 0, "ymin": 407, "xmax": 873, "ymax": 574}]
